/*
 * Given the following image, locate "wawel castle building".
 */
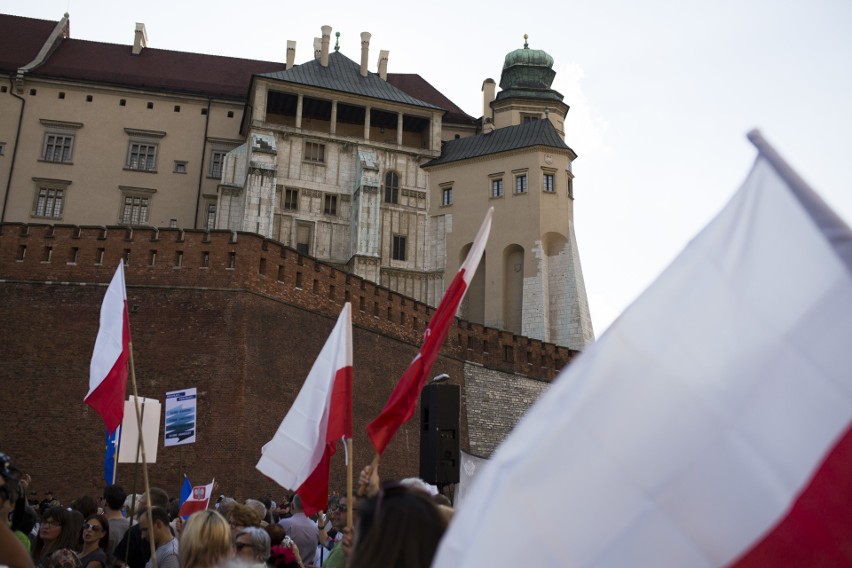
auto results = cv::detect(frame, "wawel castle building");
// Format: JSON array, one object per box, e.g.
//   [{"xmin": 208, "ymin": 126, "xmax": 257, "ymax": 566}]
[{"xmin": 0, "ymin": 14, "xmax": 593, "ymax": 349}]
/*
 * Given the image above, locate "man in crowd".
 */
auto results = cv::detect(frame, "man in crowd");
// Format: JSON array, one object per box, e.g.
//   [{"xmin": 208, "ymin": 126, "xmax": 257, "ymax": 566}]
[
  {"xmin": 322, "ymin": 495, "xmax": 352, "ymax": 568},
  {"xmin": 114, "ymin": 488, "xmax": 170, "ymax": 568},
  {"xmin": 278, "ymin": 494, "xmax": 324, "ymax": 567},
  {"xmin": 139, "ymin": 507, "xmax": 179, "ymax": 568},
  {"xmin": 102, "ymin": 484, "xmax": 130, "ymax": 555}
]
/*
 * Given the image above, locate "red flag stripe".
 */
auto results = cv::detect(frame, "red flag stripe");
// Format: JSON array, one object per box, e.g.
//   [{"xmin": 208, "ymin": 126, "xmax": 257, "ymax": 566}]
[
  {"xmin": 730, "ymin": 422, "xmax": 852, "ymax": 566},
  {"xmin": 297, "ymin": 365, "xmax": 352, "ymax": 514}
]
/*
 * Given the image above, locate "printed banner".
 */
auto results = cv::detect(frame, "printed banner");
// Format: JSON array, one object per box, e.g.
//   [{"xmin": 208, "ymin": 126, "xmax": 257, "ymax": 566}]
[{"xmin": 165, "ymin": 388, "xmax": 197, "ymax": 447}]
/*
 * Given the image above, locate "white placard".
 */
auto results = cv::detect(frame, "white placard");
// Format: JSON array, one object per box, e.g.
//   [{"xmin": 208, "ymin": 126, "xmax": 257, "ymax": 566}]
[{"xmin": 118, "ymin": 397, "xmax": 161, "ymax": 463}]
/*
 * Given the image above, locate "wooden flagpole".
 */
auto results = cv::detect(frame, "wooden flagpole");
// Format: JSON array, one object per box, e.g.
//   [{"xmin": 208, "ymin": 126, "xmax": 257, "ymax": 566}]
[
  {"xmin": 128, "ymin": 345, "xmax": 158, "ymax": 568},
  {"xmin": 346, "ymin": 438, "xmax": 354, "ymax": 530}
]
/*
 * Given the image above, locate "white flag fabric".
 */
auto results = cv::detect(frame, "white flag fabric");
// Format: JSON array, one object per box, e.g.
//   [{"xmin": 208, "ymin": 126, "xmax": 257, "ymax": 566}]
[
  {"xmin": 256, "ymin": 303, "xmax": 352, "ymax": 515},
  {"xmin": 85, "ymin": 260, "xmax": 130, "ymax": 433},
  {"xmin": 433, "ymin": 133, "xmax": 852, "ymax": 568}
]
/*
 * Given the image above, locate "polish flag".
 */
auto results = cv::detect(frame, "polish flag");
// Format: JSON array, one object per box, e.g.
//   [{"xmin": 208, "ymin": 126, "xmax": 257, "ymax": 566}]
[
  {"xmin": 256, "ymin": 303, "xmax": 353, "ymax": 515},
  {"xmin": 433, "ymin": 132, "xmax": 852, "ymax": 567},
  {"xmin": 367, "ymin": 207, "xmax": 493, "ymax": 456},
  {"xmin": 85, "ymin": 261, "xmax": 131, "ymax": 434},
  {"xmin": 177, "ymin": 480, "xmax": 215, "ymax": 517}
]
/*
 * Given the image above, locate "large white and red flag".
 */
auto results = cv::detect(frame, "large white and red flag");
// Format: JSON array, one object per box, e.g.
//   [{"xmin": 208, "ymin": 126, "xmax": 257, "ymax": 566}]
[
  {"xmin": 256, "ymin": 303, "xmax": 353, "ymax": 515},
  {"xmin": 367, "ymin": 207, "xmax": 493, "ymax": 455},
  {"xmin": 85, "ymin": 260, "xmax": 131, "ymax": 433},
  {"xmin": 177, "ymin": 479, "xmax": 215, "ymax": 517},
  {"xmin": 433, "ymin": 132, "xmax": 852, "ymax": 568}
]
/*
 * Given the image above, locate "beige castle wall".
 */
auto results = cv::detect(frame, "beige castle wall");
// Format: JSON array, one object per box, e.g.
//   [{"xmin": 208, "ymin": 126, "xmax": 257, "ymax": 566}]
[{"xmin": 2, "ymin": 77, "xmax": 244, "ymax": 229}]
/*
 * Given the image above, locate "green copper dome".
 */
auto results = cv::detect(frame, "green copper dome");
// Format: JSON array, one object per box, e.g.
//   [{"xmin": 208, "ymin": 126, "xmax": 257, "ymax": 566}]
[
  {"xmin": 499, "ymin": 35, "xmax": 556, "ymax": 92},
  {"xmin": 496, "ymin": 36, "xmax": 564, "ymax": 105}
]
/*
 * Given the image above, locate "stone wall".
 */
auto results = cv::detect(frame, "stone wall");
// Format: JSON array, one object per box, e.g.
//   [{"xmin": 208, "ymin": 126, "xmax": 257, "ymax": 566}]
[{"xmin": 0, "ymin": 222, "xmax": 576, "ymax": 502}]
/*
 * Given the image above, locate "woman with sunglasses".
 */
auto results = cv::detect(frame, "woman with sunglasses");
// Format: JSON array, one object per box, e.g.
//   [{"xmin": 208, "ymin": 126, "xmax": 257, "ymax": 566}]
[
  {"xmin": 77, "ymin": 514, "xmax": 109, "ymax": 568},
  {"xmin": 32, "ymin": 507, "xmax": 82, "ymax": 568}
]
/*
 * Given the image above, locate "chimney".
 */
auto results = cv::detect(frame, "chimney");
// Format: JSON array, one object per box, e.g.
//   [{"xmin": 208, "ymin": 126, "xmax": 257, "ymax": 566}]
[
  {"xmin": 314, "ymin": 37, "xmax": 322, "ymax": 60},
  {"xmin": 482, "ymin": 78, "xmax": 496, "ymax": 123},
  {"xmin": 359, "ymin": 32, "xmax": 371, "ymax": 77},
  {"xmin": 286, "ymin": 40, "xmax": 296, "ymax": 69},
  {"xmin": 320, "ymin": 25, "xmax": 332, "ymax": 67},
  {"xmin": 132, "ymin": 23, "xmax": 147, "ymax": 55},
  {"xmin": 377, "ymin": 50, "xmax": 389, "ymax": 81}
]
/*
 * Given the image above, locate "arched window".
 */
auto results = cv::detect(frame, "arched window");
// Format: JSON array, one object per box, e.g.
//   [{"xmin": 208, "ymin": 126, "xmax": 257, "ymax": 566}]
[{"xmin": 384, "ymin": 171, "xmax": 399, "ymax": 204}]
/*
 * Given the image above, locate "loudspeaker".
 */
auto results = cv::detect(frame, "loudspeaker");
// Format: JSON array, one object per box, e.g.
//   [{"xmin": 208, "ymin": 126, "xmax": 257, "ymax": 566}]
[{"xmin": 419, "ymin": 383, "xmax": 460, "ymax": 485}]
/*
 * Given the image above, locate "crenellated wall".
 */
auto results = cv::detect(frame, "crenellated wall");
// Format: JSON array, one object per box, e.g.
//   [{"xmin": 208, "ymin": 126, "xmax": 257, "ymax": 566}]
[{"xmin": 0, "ymin": 222, "xmax": 576, "ymax": 501}]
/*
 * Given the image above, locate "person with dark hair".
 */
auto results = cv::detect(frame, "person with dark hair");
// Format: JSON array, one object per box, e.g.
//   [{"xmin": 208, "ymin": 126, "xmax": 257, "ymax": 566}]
[
  {"xmin": 349, "ymin": 482, "xmax": 447, "ymax": 568},
  {"xmin": 78, "ymin": 514, "xmax": 109, "ymax": 568},
  {"xmin": 33, "ymin": 507, "xmax": 82, "ymax": 568},
  {"xmin": 138, "ymin": 507, "xmax": 178, "ymax": 568},
  {"xmin": 113, "ymin": 488, "xmax": 169, "ymax": 568},
  {"xmin": 70, "ymin": 496, "xmax": 98, "ymax": 521},
  {"xmin": 101, "ymin": 485, "xmax": 128, "ymax": 556},
  {"xmin": 0, "ymin": 452, "xmax": 34, "ymax": 568}
]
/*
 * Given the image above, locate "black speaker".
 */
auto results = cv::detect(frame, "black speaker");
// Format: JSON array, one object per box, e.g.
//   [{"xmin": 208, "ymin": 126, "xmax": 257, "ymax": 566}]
[{"xmin": 419, "ymin": 383, "xmax": 460, "ymax": 485}]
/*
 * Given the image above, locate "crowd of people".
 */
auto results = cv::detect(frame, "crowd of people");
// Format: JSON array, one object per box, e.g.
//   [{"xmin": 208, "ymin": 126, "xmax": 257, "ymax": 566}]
[{"xmin": 1, "ymin": 453, "xmax": 455, "ymax": 568}]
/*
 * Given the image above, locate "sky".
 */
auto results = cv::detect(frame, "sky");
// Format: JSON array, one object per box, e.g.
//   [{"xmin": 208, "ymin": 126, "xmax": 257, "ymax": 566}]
[{"xmin": 3, "ymin": 0, "xmax": 851, "ymax": 335}]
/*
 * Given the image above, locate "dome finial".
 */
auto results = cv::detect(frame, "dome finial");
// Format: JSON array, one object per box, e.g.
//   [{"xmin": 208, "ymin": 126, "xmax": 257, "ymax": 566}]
[
  {"xmin": 523, "ymin": 34, "xmax": 529, "ymax": 49},
  {"xmin": 334, "ymin": 31, "xmax": 340, "ymax": 52}
]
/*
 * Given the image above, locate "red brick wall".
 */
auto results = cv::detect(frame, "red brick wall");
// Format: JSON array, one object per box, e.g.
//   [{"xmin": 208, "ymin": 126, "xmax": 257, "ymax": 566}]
[{"xmin": 0, "ymin": 223, "xmax": 574, "ymax": 504}]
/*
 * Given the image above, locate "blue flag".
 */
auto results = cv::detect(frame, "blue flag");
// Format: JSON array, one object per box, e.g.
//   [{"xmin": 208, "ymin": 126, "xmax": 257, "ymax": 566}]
[
  {"xmin": 179, "ymin": 475, "xmax": 192, "ymax": 519},
  {"xmin": 104, "ymin": 426, "xmax": 120, "ymax": 485}
]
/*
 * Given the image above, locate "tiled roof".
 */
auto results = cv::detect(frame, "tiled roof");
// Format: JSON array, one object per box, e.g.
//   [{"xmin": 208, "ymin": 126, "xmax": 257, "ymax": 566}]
[
  {"xmin": 0, "ymin": 14, "xmax": 57, "ymax": 73},
  {"xmin": 424, "ymin": 119, "xmax": 575, "ymax": 167},
  {"xmin": 32, "ymin": 38, "xmax": 287, "ymax": 100},
  {"xmin": 259, "ymin": 52, "xmax": 441, "ymax": 111},
  {"xmin": 387, "ymin": 74, "xmax": 475, "ymax": 125}
]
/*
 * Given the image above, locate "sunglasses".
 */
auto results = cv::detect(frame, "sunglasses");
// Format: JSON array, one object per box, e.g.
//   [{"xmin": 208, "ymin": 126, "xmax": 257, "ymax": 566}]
[
  {"xmin": 83, "ymin": 523, "xmax": 103, "ymax": 532},
  {"xmin": 235, "ymin": 542, "xmax": 253, "ymax": 551}
]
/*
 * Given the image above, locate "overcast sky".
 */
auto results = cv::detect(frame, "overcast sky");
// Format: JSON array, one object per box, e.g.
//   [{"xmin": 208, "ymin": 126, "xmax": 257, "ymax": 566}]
[{"xmin": 4, "ymin": 0, "xmax": 851, "ymax": 335}]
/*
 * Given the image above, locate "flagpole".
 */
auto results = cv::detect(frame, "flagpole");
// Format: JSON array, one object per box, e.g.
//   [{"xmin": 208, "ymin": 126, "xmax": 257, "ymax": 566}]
[
  {"xmin": 128, "ymin": 345, "xmax": 158, "ymax": 568},
  {"xmin": 346, "ymin": 438, "xmax": 353, "ymax": 530},
  {"xmin": 357, "ymin": 453, "xmax": 381, "ymax": 497}
]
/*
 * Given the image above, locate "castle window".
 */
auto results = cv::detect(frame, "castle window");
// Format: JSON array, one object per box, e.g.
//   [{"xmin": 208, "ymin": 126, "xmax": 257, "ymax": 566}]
[
  {"xmin": 543, "ymin": 172, "xmax": 555, "ymax": 193},
  {"xmin": 127, "ymin": 143, "xmax": 157, "ymax": 171},
  {"xmin": 304, "ymin": 141, "xmax": 325, "ymax": 163},
  {"xmin": 209, "ymin": 150, "xmax": 227, "ymax": 179},
  {"xmin": 491, "ymin": 178, "xmax": 503, "ymax": 198},
  {"xmin": 515, "ymin": 174, "xmax": 528, "ymax": 194},
  {"xmin": 32, "ymin": 185, "xmax": 66, "ymax": 219},
  {"xmin": 174, "ymin": 161, "xmax": 187, "ymax": 174},
  {"xmin": 324, "ymin": 194, "xmax": 338, "ymax": 216},
  {"xmin": 42, "ymin": 134, "xmax": 74, "ymax": 163},
  {"xmin": 284, "ymin": 188, "xmax": 299, "ymax": 211},
  {"xmin": 441, "ymin": 186, "xmax": 453, "ymax": 206},
  {"xmin": 205, "ymin": 201, "xmax": 217, "ymax": 229},
  {"xmin": 119, "ymin": 186, "xmax": 156, "ymax": 226},
  {"xmin": 392, "ymin": 235, "xmax": 407, "ymax": 261},
  {"xmin": 384, "ymin": 171, "xmax": 399, "ymax": 204},
  {"xmin": 125, "ymin": 128, "xmax": 166, "ymax": 172}
]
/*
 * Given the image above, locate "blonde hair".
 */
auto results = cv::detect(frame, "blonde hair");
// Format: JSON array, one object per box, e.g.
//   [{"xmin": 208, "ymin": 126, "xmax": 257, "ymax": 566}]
[{"xmin": 180, "ymin": 510, "xmax": 233, "ymax": 568}]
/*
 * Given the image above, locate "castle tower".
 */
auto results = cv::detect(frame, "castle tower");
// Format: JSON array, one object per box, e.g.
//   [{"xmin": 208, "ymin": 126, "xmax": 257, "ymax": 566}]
[{"xmin": 425, "ymin": 37, "xmax": 594, "ymax": 350}]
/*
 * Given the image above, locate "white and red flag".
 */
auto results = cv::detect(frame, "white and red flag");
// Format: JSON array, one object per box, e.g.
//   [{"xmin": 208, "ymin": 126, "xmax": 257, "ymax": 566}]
[
  {"xmin": 367, "ymin": 207, "xmax": 493, "ymax": 455},
  {"xmin": 433, "ymin": 132, "xmax": 852, "ymax": 567},
  {"xmin": 85, "ymin": 260, "xmax": 131, "ymax": 433},
  {"xmin": 256, "ymin": 303, "xmax": 353, "ymax": 515},
  {"xmin": 177, "ymin": 479, "xmax": 215, "ymax": 517}
]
